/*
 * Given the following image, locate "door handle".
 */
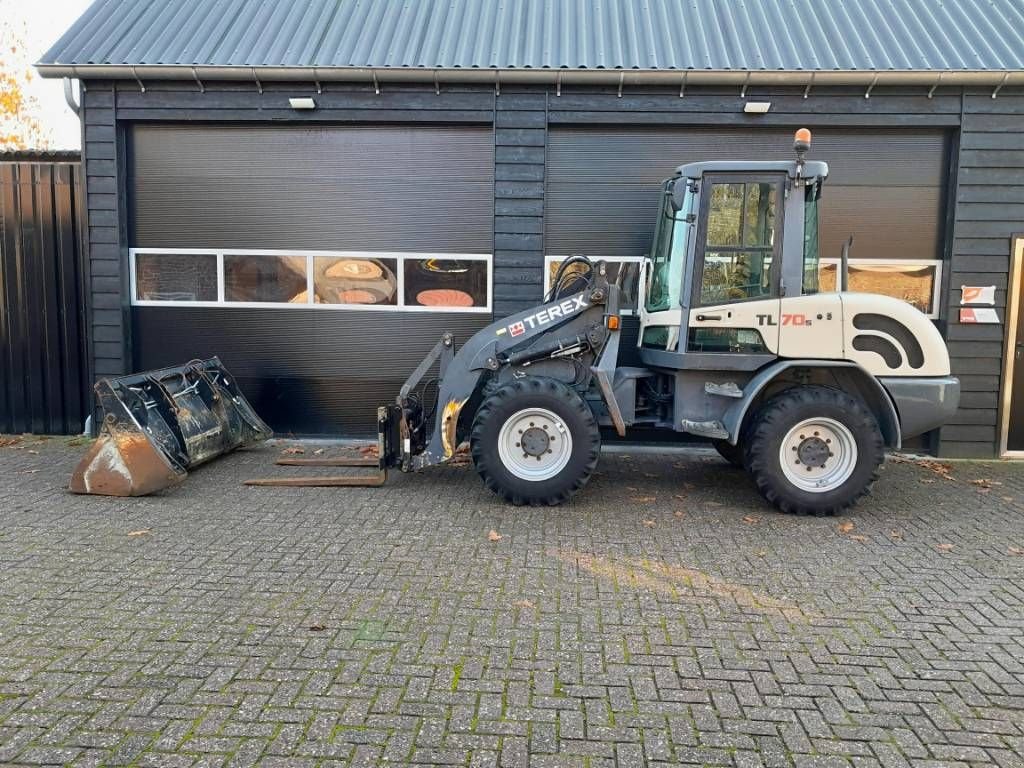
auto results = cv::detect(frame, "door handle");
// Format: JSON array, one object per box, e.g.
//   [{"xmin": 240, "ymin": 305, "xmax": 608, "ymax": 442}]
[{"xmin": 696, "ymin": 314, "xmax": 722, "ymax": 321}]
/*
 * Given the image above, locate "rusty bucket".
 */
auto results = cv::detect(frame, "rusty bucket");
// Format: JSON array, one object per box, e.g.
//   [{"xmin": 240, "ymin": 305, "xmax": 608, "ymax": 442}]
[{"xmin": 70, "ymin": 358, "xmax": 272, "ymax": 496}]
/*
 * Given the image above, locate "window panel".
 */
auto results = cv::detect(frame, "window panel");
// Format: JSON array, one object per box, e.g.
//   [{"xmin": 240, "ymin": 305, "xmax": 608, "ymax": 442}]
[
  {"xmin": 546, "ymin": 259, "xmax": 641, "ymax": 308},
  {"xmin": 700, "ymin": 252, "xmax": 773, "ymax": 304},
  {"xmin": 404, "ymin": 258, "xmax": 488, "ymax": 308},
  {"xmin": 819, "ymin": 261, "xmax": 938, "ymax": 316},
  {"xmin": 224, "ymin": 254, "xmax": 307, "ymax": 303},
  {"xmin": 135, "ymin": 253, "xmax": 217, "ymax": 302},
  {"xmin": 743, "ymin": 184, "xmax": 776, "ymax": 247},
  {"xmin": 314, "ymin": 256, "xmax": 398, "ymax": 306},
  {"xmin": 707, "ymin": 183, "xmax": 744, "ymax": 246},
  {"xmin": 131, "ymin": 250, "xmax": 491, "ymax": 312}
]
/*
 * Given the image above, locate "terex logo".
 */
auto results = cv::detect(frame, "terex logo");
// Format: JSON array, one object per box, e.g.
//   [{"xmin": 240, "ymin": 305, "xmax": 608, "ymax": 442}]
[{"xmin": 503, "ymin": 295, "xmax": 589, "ymax": 337}]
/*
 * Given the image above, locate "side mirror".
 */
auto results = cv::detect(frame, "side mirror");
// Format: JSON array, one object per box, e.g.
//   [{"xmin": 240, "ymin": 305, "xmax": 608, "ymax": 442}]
[{"xmin": 840, "ymin": 235, "xmax": 854, "ymax": 291}]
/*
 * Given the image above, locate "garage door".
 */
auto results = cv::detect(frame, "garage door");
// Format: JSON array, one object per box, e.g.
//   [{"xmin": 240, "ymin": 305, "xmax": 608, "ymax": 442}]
[
  {"xmin": 128, "ymin": 125, "xmax": 494, "ymax": 436},
  {"xmin": 547, "ymin": 127, "xmax": 949, "ymax": 318}
]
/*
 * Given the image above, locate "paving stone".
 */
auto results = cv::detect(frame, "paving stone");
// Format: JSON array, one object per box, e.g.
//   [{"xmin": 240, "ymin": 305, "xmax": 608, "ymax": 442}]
[{"xmin": 1, "ymin": 441, "xmax": 1024, "ymax": 766}]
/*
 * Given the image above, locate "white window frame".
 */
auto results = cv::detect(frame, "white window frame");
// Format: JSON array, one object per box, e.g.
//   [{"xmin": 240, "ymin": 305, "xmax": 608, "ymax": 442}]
[
  {"xmin": 129, "ymin": 248, "xmax": 493, "ymax": 314},
  {"xmin": 819, "ymin": 257, "xmax": 943, "ymax": 319},
  {"xmin": 543, "ymin": 254, "xmax": 645, "ymax": 315}
]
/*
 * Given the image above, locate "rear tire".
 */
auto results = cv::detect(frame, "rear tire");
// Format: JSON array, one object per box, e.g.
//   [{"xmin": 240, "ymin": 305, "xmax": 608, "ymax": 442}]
[
  {"xmin": 746, "ymin": 386, "xmax": 884, "ymax": 516},
  {"xmin": 470, "ymin": 378, "xmax": 600, "ymax": 506},
  {"xmin": 712, "ymin": 439, "xmax": 746, "ymax": 469}
]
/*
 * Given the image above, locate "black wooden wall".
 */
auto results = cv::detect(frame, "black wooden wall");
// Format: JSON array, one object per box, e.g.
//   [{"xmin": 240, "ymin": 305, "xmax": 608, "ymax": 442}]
[
  {"xmin": 0, "ymin": 158, "xmax": 88, "ymax": 434},
  {"xmin": 77, "ymin": 79, "xmax": 1024, "ymax": 456}
]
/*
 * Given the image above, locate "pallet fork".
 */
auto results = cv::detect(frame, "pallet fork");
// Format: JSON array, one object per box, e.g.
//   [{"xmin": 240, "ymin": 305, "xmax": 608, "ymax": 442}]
[{"xmin": 243, "ymin": 405, "xmax": 401, "ymax": 488}]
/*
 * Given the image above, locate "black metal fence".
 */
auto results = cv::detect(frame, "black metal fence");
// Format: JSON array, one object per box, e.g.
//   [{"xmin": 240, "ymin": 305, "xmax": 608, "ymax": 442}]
[{"xmin": 0, "ymin": 154, "xmax": 88, "ymax": 435}]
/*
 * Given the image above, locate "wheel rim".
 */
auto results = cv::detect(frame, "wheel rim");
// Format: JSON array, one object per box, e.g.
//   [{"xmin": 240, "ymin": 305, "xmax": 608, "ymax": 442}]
[
  {"xmin": 779, "ymin": 417, "xmax": 858, "ymax": 493},
  {"xmin": 497, "ymin": 407, "xmax": 574, "ymax": 482}
]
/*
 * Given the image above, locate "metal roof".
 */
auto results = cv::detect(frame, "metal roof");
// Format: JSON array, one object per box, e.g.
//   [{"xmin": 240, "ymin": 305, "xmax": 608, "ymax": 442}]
[{"xmin": 37, "ymin": 0, "xmax": 1024, "ymax": 86}]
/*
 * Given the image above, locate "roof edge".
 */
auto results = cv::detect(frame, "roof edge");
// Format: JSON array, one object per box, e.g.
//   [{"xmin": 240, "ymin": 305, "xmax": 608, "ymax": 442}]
[{"xmin": 34, "ymin": 64, "xmax": 1024, "ymax": 89}]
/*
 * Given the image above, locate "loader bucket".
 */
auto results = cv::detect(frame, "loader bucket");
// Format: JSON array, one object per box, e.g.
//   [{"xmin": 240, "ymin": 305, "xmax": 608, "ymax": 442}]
[{"xmin": 70, "ymin": 358, "xmax": 272, "ymax": 496}]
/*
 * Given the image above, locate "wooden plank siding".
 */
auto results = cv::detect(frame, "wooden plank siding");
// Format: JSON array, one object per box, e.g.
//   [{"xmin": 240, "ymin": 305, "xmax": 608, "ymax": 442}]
[
  {"xmin": 493, "ymin": 91, "xmax": 547, "ymax": 316},
  {"xmin": 77, "ymin": 78, "xmax": 1023, "ymax": 456},
  {"xmin": 81, "ymin": 82, "xmax": 125, "ymax": 380},
  {"xmin": 942, "ymin": 87, "xmax": 1024, "ymax": 457}
]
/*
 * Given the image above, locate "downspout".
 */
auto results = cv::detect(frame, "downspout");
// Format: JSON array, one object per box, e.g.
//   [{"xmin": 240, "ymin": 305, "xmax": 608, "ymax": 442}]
[{"xmin": 63, "ymin": 78, "xmax": 80, "ymax": 115}]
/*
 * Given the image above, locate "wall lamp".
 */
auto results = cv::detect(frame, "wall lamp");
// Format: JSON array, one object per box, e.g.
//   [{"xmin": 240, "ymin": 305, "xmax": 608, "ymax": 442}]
[
  {"xmin": 289, "ymin": 97, "xmax": 317, "ymax": 110},
  {"xmin": 743, "ymin": 101, "xmax": 772, "ymax": 114}
]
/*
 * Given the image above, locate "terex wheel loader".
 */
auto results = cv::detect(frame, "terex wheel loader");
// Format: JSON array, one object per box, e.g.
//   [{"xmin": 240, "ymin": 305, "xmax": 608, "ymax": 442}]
[
  {"xmin": 366, "ymin": 130, "xmax": 959, "ymax": 514},
  {"xmin": 367, "ymin": 130, "xmax": 960, "ymax": 515}
]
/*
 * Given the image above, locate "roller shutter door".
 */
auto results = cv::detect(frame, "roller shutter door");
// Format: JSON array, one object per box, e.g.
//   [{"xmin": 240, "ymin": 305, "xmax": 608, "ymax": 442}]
[
  {"xmin": 546, "ymin": 127, "xmax": 948, "ymax": 265},
  {"xmin": 129, "ymin": 125, "xmax": 494, "ymax": 436}
]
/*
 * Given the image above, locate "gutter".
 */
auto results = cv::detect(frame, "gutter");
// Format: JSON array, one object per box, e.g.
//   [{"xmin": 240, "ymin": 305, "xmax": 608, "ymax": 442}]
[{"xmin": 34, "ymin": 64, "xmax": 1024, "ymax": 94}]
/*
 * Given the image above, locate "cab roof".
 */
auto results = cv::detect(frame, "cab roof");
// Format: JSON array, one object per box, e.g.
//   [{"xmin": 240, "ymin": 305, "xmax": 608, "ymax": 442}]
[{"xmin": 674, "ymin": 160, "xmax": 829, "ymax": 180}]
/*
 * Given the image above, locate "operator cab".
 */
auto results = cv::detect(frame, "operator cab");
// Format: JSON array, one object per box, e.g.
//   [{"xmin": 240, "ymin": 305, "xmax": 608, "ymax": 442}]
[{"xmin": 639, "ymin": 129, "xmax": 829, "ymax": 371}]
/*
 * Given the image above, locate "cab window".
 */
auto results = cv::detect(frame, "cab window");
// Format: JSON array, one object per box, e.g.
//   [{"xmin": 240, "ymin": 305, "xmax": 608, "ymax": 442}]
[
  {"xmin": 802, "ymin": 183, "xmax": 821, "ymax": 293},
  {"xmin": 697, "ymin": 179, "xmax": 779, "ymax": 305}
]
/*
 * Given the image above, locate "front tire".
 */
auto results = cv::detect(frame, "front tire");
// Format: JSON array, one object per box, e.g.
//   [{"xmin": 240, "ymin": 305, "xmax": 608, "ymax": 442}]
[
  {"xmin": 470, "ymin": 378, "xmax": 600, "ymax": 505},
  {"xmin": 746, "ymin": 386, "xmax": 884, "ymax": 516}
]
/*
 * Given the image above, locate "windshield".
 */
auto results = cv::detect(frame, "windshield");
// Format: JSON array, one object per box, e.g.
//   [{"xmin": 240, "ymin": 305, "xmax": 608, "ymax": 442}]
[{"xmin": 645, "ymin": 180, "xmax": 692, "ymax": 313}]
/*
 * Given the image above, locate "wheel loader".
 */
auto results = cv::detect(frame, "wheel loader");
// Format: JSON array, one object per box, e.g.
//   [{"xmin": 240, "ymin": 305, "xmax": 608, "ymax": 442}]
[{"xmin": 363, "ymin": 129, "xmax": 959, "ymax": 515}]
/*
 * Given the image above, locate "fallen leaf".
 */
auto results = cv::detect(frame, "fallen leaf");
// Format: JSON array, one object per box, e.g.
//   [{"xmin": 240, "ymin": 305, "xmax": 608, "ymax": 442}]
[
  {"xmin": 313, "ymin": 448, "xmax": 325, "ymax": 455},
  {"xmin": 26, "ymin": 450, "xmax": 38, "ymax": 455},
  {"xmin": 127, "ymin": 529, "xmax": 150, "ymax": 537},
  {"xmin": 308, "ymin": 623, "xmax": 326, "ymax": 632},
  {"xmin": 0, "ymin": 436, "xmax": 23, "ymax": 448},
  {"xmin": 838, "ymin": 521, "xmax": 855, "ymax": 534},
  {"xmin": 890, "ymin": 529, "xmax": 904, "ymax": 540},
  {"xmin": 642, "ymin": 519, "xmax": 656, "ymax": 528},
  {"xmin": 20, "ymin": 469, "xmax": 39, "ymax": 474},
  {"xmin": 673, "ymin": 510, "xmax": 686, "ymax": 519},
  {"xmin": 706, "ymin": 501, "xmax": 722, "ymax": 508},
  {"xmin": 1008, "ymin": 547, "xmax": 1024, "ymax": 556},
  {"xmin": 674, "ymin": 494, "xmax": 687, "ymax": 501},
  {"xmin": 513, "ymin": 599, "xmax": 535, "ymax": 609},
  {"xmin": 936, "ymin": 543, "xmax": 954, "ymax": 552},
  {"xmin": 632, "ymin": 496, "xmax": 657, "ymax": 503},
  {"xmin": 1002, "ymin": 496, "xmax": 1015, "ymax": 502},
  {"xmin": 280, "ymin": 446, "xmax": 305, "ymax": 455},
  {"xmin": 626, "ymin": 486, "xmax": 639, "ymax": 492},
  {"xmin": 488, "ymin": 530, "xmax": 502, "ymax": 542},
  {"xmin": 742, "ymin": 516, "xmax": 760, "ymax": 525},
  {"xmin": 755, "ymin": 549, "xmax": 768, "ymax": 557},
  {"xmin": 920, "ymin": 478, "xmax": 936, "ymax": 484},
  {"xmin": 849, "ymin": 535, "xmax": 867, "ymax": 542}
]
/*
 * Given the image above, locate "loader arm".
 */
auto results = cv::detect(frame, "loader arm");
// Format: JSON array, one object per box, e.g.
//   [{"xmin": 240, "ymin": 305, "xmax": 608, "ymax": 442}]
[{"xmin": 393, "ymin": 282, "xmax": 613, "ymax": 471}]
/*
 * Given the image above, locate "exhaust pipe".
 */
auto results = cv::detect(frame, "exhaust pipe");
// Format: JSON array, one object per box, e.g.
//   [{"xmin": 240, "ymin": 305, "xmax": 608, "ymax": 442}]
[{"xmin": 70, "ymin": 358, "xmax": 271, "ymax": 496}]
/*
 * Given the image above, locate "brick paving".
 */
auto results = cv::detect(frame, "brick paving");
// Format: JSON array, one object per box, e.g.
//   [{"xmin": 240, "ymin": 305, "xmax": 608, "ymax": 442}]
[{"xmin": 1, "ymin": 436, "xmax": 1024, "ymax": 767}]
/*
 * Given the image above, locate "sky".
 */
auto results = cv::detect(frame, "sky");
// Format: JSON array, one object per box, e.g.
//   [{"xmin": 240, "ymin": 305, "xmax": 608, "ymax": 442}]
[{"xmin": 2, "ymin": 0, "xmax": 94, "ymax": 149}]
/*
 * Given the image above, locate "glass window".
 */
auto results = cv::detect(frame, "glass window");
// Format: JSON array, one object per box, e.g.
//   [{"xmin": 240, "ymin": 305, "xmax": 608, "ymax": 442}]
[
  {"xmin": 688, "ymin": 327, "xmax": 769, "ymax": 354},
  {"xmin": 819, "ymin": 262, "xmax": 938, "ymax": 315},
  {"xmin": 404, "ymin": 258, "xmax": 488, "ymax": 308},
  {"xmin": 699, "ymin": 181, "xmax": 777, "ymax": 305},
  {"xmin": 314, "ymin": 256, "xmax": 398, "ymax": 306},
  {"xmin": 135, "ymin": 253, "xmax": 217, "ymax": 302},
  {"xmin": 803, "ymin": 186, "xmax": 820, "ymax": 294},
  {"xmin": 224, "ymin": 254, "xmax": 307, "ymax": 303},
  {"xmin": 547, "ymin": 259, "xmax": 641, "ymax": 308}
]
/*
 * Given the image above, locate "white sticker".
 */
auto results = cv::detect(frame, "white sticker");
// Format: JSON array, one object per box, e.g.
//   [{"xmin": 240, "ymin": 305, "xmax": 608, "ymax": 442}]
[
  {"xmin": 959, "ymin": 307, "xmax": 999, "ymax": 324},
  {"xmin": 961, "ymin": 285, "xmax": 996, "ymax": 305}
]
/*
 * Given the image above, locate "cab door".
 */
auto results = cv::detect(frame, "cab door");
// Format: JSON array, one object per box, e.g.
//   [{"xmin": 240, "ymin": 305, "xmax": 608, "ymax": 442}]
[{"xmin": 686, "ymin": 174, "xmax": 785, "ymax": 361}]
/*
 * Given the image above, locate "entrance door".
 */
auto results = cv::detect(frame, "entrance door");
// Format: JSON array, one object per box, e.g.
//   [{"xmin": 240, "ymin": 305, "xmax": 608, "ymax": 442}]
[{"xmin": 1004, "ymin": 236, "xmax": 1024, "ymax": 453}]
